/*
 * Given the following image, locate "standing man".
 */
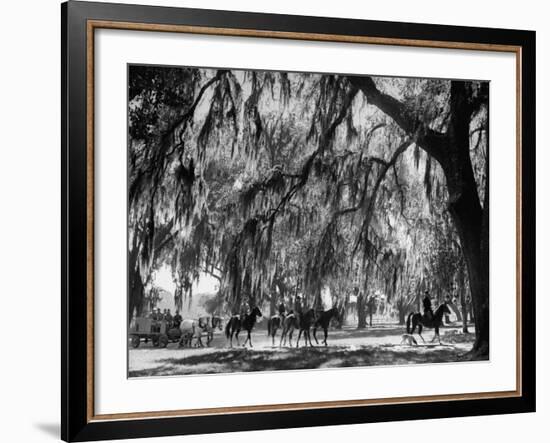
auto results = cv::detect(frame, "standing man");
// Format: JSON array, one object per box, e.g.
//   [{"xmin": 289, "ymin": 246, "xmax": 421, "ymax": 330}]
[
  {"xmin": 367, "ymin": 294, "xmax": 376, "ymax": 327},
  {"xmin": 423, "ymin": 290, "xmax": 434, "ymax": 322}
]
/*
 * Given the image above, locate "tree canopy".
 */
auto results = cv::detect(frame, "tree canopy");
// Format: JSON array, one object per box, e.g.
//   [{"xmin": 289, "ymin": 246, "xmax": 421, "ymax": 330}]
[{"xmin": 128, "ymin": 65, "xmax": 488, "ymax": 354}]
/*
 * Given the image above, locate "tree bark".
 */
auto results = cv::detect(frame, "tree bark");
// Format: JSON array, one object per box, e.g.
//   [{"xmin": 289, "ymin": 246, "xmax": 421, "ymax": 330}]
[
  {"xmin": 357, "ymin": 292, "xmax": 367, "ymax": 329},
  {"xmin": 397, "ymin": 301, "xmax": 406, "ymax": 325},
  {"xmin": 445, "ymin": 81, "xmax": 489, "ymax": 356},
  {"xmin": 129, "ymin": 265, "xmax": 144, "ymax": 324}
]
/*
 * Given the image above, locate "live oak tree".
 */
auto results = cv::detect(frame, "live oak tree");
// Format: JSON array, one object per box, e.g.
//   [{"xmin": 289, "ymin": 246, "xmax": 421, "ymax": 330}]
[
  {"xmin": 128, "ymin": 66, "xmax": 488, "ymax": 357},
  {"xmin": 348, "ymin": 77, "xmax": 489, "ymax": 355}
]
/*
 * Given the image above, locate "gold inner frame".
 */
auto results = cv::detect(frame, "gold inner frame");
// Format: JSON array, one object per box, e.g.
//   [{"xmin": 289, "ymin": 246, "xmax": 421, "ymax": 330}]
[{"xmin": 86, "ymin": 19, "xmax": 523, "ymax": 423}]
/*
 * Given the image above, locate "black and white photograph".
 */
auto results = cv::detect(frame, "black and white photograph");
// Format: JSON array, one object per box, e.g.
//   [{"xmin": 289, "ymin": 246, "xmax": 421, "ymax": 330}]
[
  {"xmin": 127, "ymin": 65, "xmax": 489, "ymax": 377},
  {"xmin": 0, "ymin": 0, "xmax": 542, "ymax": 441}
]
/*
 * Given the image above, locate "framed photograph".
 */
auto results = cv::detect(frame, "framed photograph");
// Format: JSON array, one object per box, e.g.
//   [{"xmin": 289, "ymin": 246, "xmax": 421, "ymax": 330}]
[{"xmin": 61, "ymin": 1, "xmax": 535, "ymax": 441}]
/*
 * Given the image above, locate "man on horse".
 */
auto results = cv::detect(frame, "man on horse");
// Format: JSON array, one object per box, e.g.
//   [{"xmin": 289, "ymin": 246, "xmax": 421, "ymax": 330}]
[
  {"xmin": 278, "ymin": 301, "xmax": 286, "ymax": 317},
  {"xmin": 423, "ymin": 290, "xmax": 434, "ymax": 323},
  {"xmin": 294, "ymin": 294, "xmax": 303, "ymax": 315}
]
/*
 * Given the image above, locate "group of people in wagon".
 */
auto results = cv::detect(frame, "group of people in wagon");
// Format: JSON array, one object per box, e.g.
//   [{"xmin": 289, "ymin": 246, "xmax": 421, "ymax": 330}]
[{"xmin": 148, "ymin": 308, "xmax": 183, "ymax": 329}]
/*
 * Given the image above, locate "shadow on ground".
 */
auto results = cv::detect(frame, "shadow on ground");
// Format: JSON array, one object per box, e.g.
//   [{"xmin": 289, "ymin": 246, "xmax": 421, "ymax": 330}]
[{"xmin": 129, "ymin": 342, "xmax": 483, "ymax": 377}]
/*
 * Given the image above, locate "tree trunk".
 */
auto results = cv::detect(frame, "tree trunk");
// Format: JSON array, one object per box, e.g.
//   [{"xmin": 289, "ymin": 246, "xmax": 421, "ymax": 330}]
[
  {"xmin": 445, "ymin": 81, "xmax": 489, "ymax": 356},
  {"xmin": 458, "ymin": 265, "xmax": 469, "ymax": 333},
  {"xmin": 450, "ymin": 206, "xmax": 489, "ymax": 355},
  {"xmin": 397, "ymin": 302, "xmax": 406, "ymax": 325},
  {"xmin": 357, "ymin": 293, "xmax": 367, "ymax": 329},
  {"xmin": 129, "ymin": 266, "xmax": 144, "ymax": 325}
]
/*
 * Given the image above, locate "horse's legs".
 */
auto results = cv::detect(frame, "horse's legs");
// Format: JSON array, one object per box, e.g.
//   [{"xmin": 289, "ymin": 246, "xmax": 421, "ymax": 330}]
[
  {"xmin": 418, "ymin": 324, "xmax": 426, "ymax": 343},
  {"xmin": 296, "ymin": 329, "xmax": 303, "ymax": 347},
  {"xmin": 410, "ymin": 318, "xmax": 417, "ymax": 335},
  {"xmin": 288, "ymin": 329, "xmax": 294, "ymax": 347},
  {"xmin": 235, "ymin": 329, "xmax": 240, "ymax": 346},
  {"xmin": 313, "ymin": 327, "xmax": 319, "ymax": 345},
  {"xmin": 248, "ymin": 330, "xmax": 253, "ymax": 348},
  {"xmin": 434, "ymin": 326, "xmax": 441, "ymax": 344},
  {"xmin": 323, "ymin": 328, "xmax": 328, "ymax": 346}
]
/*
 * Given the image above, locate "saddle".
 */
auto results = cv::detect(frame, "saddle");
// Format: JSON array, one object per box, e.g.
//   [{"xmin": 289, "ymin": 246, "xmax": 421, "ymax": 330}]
[{"xmin": 422, "ymin": 311, "xmax": 434, "ymax": 324}]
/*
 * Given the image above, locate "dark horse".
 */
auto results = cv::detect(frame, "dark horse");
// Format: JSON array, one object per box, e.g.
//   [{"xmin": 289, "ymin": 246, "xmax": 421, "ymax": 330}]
[
  {"xmin": 296, "ymin": 309, "xmax": 317, "ymax": 347},
  {"xmin": 406, "ymin": 303, "xmax": 451, "ymax": 344},
  {"xmin": 225, "ymin": 307, "xmax": 262, "ymax": 348},
  {"xmin": 267, "ymin": 314, "xmax": 284, "ymax": 347},
  {"xmin": 279, "ymin": 313, "xmax": 299, "ymax": 347},
  {"xmin": 313, "ymin": 307, "xmax": 339, "ymax": 346}
]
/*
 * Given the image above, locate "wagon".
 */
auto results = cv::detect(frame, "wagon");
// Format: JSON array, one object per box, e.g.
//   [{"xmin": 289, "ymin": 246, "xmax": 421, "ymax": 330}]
[{"xmin": 129, "ymin": 317, "xmax": 181, "ymax": 348}]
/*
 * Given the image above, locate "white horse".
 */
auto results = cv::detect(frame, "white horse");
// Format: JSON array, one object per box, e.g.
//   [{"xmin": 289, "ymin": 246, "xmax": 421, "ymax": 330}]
[{"xmin": 179, "ymin": 318, "xmax": 209, "ymax": 348}]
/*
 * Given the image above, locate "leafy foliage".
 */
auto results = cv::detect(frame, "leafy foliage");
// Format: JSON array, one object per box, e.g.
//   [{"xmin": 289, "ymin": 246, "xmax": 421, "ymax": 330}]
[{"xmin": 127, "ymin": 66, "xmax": 488, "ymax": 323}]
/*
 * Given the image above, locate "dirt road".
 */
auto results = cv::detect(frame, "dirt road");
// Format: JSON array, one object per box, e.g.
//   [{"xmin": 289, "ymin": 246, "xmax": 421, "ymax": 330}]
[{"xmin": 129, "ymin": 323, "xmax": 480, "ymax": 377}]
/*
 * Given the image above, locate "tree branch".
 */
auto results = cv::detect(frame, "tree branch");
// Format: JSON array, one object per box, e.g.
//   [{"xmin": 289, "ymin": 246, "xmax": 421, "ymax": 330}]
[{"xmin": 347, "ymin": 76, "xmax": 446, "ymax": 163}]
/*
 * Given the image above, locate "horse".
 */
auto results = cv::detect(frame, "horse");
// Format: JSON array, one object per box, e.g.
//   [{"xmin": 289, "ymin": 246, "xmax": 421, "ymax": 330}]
[
  {"xmin": 313, "ymin": 307, "xmax": 340, "ymax": 346},
  {"xmin": 267, "ymin": 315, "xmax": 284, "ymax": 347},
  {"xmin": 406, "ymin": 303, "xmax": 451, "ymax": 344},
  {"xmin": 296, "ymin": 309, "xmax": 317, "ymax": 347},
  {"xmin": 198, "ymin": 315, "xmax": 224, "ymax": 346},
  {"xmin": 279, "ymin": 313, "xmax": 299, "ymax": 347},
  {"xmin": 179, "ymin": 318, "xmax": 209, "ymax": 348},
  {"xmin": 225, "ymin": 307, "xmax": 262, "ymax": 348}
]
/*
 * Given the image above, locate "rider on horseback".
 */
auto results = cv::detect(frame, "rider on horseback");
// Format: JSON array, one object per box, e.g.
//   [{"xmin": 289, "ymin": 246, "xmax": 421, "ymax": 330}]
[
  {"xmin": 278, "ymin": 302, "xmax": 286, "ymax": 317},
  {"xmin": 423, "ymin": 290, "xmax": 434, "ymax": 323}
]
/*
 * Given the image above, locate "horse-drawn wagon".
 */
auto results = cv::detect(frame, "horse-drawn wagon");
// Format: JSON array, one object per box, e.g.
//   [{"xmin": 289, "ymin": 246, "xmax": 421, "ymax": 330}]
[
  {"xmin": 129, "ymin": 315, "xmax": 225, "ymax": 349},
  {"xmin": 129, "ymin": 317, "xmax": 181, "ymax": 348}
]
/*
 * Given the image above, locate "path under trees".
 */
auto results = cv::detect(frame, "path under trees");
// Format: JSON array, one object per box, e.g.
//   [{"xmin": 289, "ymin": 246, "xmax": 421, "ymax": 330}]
[{"xmin": 128, "ymin": 66, "xmax": 489, "ymax": 364}]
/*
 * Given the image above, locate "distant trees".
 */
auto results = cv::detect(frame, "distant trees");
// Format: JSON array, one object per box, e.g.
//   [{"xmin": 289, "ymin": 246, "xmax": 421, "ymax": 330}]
[{"xmin": 128, "ymin": 66, "xmax": 487, "ymax": 356}]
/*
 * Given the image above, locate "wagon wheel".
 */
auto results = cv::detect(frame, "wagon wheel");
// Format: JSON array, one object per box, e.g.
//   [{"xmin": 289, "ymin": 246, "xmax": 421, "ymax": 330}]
[
  {"xmin": 152, "ymin": 336, "xmax": 159, "ymax": 347},
  {"xmin": 158, "ymin": 334, "xmax": 169, "ymax": 348},
  {"xmin": 131, "ymin": 335, "xmax": 140, "ymax": 349}
]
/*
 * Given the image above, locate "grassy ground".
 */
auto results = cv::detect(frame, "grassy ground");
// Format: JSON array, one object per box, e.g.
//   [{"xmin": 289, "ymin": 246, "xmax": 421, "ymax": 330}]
[{"xmin": 129, "ymin": 324, "xmax": 481, "ymax": 377}]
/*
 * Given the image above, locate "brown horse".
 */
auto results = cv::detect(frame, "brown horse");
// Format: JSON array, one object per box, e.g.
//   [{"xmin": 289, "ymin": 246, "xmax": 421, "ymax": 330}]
[
  {"xmin": 225, "ymin": 307, "xmax": 262, "ymax": 348},
  {"xmin": 296, "ymin": 309, "xmax": 316, "ymax": 347},
  {"xmin": 406, "ymin": 303, "xmax": 451, "ymax": 344},
  {"xmin": 267, "ymin": 315, "xmax": 284, "ymax": 347},
  {"xmin": 279, "ymin": 313, "xmax": 299, "ymax": 347},
  {"xmin": 313, "ymin": 307, "xmax": 340, "ymax": 346}
]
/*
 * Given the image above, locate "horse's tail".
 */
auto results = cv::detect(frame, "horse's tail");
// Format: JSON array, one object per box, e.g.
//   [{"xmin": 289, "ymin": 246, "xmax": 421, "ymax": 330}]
[
  {"xmin": 225, "ymin": 319, "xmax": 231, "ymax": 339},
  {"xmin": 406, "ymin": 313, "xmax": 414, "ymax": 334},
  {"xmin": 267, "ymin": 318, "xmax": 271, "ymax": 336}
]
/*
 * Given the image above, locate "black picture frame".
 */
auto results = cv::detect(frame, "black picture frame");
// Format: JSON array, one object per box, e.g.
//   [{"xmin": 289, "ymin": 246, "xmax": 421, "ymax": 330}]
[{"xmin": 62, "ymin": 1, "xmax": 536, "ymax": 441}]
